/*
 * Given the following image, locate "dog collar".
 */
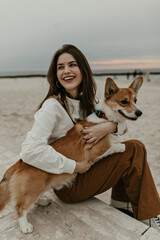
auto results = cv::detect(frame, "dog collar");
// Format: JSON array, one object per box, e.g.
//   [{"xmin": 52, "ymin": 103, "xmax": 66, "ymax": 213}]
[{"xmin": 94, "ymin": 110, "xmax": 108, "ymax": 120}]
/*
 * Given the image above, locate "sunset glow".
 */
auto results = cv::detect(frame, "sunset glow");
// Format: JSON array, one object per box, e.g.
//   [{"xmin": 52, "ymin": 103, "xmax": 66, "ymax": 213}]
[{"xmin": 90, "ymin": 59, "xmax": 160, "ymax": 70}]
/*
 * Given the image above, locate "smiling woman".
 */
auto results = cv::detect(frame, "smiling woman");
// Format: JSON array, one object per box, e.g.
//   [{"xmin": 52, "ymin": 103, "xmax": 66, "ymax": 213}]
[{"xmin": 38, "ymin": 44, "xmax": 97, "ymax": 118}]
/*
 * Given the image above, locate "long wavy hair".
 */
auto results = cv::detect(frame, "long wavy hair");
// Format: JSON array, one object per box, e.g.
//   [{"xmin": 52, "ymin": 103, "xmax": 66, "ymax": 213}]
[{"xmin": 38, "ymin": 44, "xmax": 97, "ymax": 118}]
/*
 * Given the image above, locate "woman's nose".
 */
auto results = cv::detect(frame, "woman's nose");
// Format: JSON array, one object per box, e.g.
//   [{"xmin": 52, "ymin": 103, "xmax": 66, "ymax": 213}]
[{"xmin": 64, "ymin": 66, "xmax": 71, "ymax": 74}]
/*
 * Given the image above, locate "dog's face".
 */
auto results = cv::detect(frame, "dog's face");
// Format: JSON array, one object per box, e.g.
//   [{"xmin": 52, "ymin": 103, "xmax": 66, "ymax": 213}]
[{"xmin": 104, "ymin": 76, "xmax": 143, "ymax": 120}]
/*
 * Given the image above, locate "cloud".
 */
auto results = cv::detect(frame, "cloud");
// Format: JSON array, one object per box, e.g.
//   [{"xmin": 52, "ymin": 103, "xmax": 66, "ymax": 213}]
[
  {"xmin": 90, "ymin": 59, "xmax": 160, "ymax": 70},
  {"xmin": 0, "ymin": 0, "xmax": 160, "ymax": 71}
]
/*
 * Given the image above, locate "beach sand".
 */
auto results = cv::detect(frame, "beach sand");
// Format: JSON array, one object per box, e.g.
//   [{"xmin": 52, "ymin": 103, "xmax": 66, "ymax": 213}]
[{"xmin": 0, "ymin": 76, "xmax": 160, "ymax": 204}]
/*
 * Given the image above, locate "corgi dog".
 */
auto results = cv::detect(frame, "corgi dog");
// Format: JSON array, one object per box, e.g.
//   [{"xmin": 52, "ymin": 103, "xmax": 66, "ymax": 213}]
[{"xmin": 0, "ymin": 76, "xmax": 143, "ymax": 233}]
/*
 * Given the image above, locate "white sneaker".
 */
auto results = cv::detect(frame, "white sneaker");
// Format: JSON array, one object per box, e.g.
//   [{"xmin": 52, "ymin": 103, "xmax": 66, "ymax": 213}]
[
  {"xmin": 36, "ymin": 195, "xmax": 52, "ymax": 206},
  {"xmin": 110, "ymin": 199, "xmax": 133, "ymax": 217},
  {"xmin": 111, "ymin": 199, "xmax": 160, "ymax": 232},
  {"xmin": 142, "ymin": 215, "xmax": 160, "ymax": 232}
]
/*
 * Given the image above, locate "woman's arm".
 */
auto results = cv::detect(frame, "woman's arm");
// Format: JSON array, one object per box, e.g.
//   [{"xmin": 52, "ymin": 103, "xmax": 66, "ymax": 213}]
[
  {"xmin": 82, "ymin": 120, "xmax": 127, "ymax": 144},
  {"xmin": 20, "ymin": 99, "xmax": 77, "ymax": 174},
  {"xmin": 82, "ymin": 122, "xmax": 117, "ymax": 144},
  {"xmin": 20, "ymin": 98, "xmax": 92, "ymax": 174}
]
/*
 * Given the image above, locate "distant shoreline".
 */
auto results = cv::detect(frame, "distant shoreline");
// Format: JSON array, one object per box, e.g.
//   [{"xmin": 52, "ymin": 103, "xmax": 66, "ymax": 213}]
[{"xmin": 0, "ymin": 71, "xmax": 160, "ymax": 79}]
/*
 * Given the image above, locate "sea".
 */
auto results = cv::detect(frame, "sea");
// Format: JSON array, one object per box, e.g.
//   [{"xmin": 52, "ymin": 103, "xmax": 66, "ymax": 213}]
[{"xmin": 0, "ymin": 68, "xmax": 160, "ymax": 82}]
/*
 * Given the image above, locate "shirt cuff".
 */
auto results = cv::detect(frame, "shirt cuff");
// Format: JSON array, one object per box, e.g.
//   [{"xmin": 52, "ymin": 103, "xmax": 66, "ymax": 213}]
[{"xmin": 59, "ymin": 153, "xmax": 76, "ymax": 174}]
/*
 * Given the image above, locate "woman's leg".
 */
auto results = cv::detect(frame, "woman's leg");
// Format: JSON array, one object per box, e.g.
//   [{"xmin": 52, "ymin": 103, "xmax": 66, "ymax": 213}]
[{"xmin": 54, "ymin": 139, "xmax": 160, "ymax": 220}]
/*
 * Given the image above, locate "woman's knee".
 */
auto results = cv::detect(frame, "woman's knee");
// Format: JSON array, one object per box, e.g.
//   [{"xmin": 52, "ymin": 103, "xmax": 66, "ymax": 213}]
[
  {"xmin": 125, "ymin": 139, "xmax": 147, "ymax": 173},
  {"xmin": 125, "ymin": 139, "xmax": 146, "ymax": 153}
]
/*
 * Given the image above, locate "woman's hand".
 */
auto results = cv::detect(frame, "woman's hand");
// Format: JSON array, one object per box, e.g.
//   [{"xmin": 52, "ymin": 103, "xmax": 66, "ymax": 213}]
[
  {"xmin": 82, "ymin": 122, "xmax": 117, "ymax": 145},
  {"xmin": 74, "ymin": 159, "xmax": 93, "ymax": 174}
]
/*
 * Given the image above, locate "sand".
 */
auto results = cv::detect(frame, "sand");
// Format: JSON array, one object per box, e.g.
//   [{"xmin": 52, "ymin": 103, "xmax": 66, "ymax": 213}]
[{"xmin": 0, "ymin": 76, "xmax": 160, "ymax": 204}]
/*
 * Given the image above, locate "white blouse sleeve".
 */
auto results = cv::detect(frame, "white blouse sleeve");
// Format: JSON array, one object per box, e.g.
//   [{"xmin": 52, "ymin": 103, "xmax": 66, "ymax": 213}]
[{"xmin": 20, "ymin": 99, "xmax": 76, "ymax": 174}]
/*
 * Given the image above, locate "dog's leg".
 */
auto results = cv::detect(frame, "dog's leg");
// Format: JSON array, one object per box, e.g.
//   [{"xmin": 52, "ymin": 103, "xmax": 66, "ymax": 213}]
[
  {"xmin": 105, "ymin": 143, "xmax": 126, "ymax": 155},
  {"xmin": 96, "ymin": 143, "xmax": 126, "ymax": 161},
  {"xmin": 15, "ymin": 195, "xmax": 39, "ymax": 233},
  {"xmin": 18, "ymin": 209, "xmax": 33, "ymax": 233},
  {"xmin": 15, "ymin": 201, "xmax": 34, "ymax": 234}
]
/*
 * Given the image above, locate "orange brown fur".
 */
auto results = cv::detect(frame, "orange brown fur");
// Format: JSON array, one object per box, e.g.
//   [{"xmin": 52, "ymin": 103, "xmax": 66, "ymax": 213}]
[{"xmin": 0, "ymin": 119, "xmax": 110, "ymax": 217}]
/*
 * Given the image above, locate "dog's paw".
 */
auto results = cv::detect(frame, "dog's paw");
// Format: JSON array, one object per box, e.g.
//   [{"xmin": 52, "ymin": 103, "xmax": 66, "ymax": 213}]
[
  {"xmin": 20, "ymin": 222, "xmax": 33, "ymax": 234},
  {"xmin": 119, "ymin": 143, "xmax": 126, "ymax": 152}
]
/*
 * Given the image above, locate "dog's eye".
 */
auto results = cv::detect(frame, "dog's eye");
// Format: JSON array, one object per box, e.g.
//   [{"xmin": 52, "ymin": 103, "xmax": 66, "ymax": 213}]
[
  {"xmin": 121, "ymin": 100, "xmax": 128, "ymax": 105},
  {"xmin": 134, "ymin": 99, "xmax": 137, "ymax": 103}
]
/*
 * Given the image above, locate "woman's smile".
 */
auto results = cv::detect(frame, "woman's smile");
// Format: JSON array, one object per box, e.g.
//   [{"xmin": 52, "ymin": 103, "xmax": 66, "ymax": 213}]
[{"xmin": 63, "ymin": 75, "xmax": 75, "ymax": 82}]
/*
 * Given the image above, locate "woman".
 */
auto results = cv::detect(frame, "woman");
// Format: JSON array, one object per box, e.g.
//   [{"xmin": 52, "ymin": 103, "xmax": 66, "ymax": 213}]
[{"xmin": 20, "ymin": 44, "xmax": 160, "ymax": 231}]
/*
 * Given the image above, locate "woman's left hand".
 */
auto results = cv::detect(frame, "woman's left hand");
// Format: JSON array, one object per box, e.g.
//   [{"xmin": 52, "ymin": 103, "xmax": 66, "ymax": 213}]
[{"xmin": 82, "ymin": 122, "xmax": 117, "ymax": 145}]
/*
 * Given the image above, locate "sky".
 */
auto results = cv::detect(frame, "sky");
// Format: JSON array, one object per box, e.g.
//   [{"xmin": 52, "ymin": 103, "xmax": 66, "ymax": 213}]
[{"xmin": 0, "ymin": 0, "xmax": 160, "ymax": 73}]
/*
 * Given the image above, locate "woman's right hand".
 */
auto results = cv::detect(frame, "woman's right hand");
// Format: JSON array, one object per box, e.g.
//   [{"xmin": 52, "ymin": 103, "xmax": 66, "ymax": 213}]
[{"xmin": 74, "ymin": 160, "xmax": 93, "ymax": 174}]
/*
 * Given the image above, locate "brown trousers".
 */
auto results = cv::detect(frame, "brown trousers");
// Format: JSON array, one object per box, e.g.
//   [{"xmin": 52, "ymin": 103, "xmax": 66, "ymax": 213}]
[{"xmin": 54, "ymin": 140, "xmax": 160, "ymax": 220}]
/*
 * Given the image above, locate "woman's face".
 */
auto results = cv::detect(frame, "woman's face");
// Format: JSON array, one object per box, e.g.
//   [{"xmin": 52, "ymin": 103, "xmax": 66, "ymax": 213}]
[{"xmin": 57, "ymin": 53, "xmax": 82, "ymax": 99}]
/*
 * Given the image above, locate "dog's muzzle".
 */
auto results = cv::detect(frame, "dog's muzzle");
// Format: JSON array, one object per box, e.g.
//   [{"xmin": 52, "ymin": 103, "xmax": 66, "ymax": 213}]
[{"xmin": 118, "ymin": 109, "xmax": 143, "ymax": 120}]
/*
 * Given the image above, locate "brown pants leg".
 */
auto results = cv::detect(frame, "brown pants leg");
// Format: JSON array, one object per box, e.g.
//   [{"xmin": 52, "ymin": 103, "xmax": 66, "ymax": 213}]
[{"xmin": 54, "ymin": 140, "xmax": 160, "ymax": 220}]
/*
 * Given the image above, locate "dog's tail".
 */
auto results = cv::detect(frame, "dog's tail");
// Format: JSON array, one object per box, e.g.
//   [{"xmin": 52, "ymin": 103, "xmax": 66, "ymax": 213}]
[
  {"xmin": 0, "ymin": 160, "xmax": 21, "ymax": 211},
  {"xmin": 0, "ymin": 177, "xmax": 10, "ymax": 211}
]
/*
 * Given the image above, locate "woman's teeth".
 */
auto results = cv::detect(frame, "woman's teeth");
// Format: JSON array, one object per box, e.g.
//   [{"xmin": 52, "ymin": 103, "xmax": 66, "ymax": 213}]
[{"xmin": 64, "ymin": 77, "xmax": 74, "ymax": 81}]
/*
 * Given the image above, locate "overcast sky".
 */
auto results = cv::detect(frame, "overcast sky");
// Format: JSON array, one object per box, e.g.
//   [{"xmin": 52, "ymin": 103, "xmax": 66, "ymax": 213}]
[{"xmin": 0, "ymin": 0, "xmax": 160, "ymax": 72}]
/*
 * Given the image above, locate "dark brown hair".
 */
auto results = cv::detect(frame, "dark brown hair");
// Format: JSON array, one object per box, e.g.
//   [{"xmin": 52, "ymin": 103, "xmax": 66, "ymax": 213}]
[{"xmin": 38, "ymin": 44, "xmax": 96, "ymax": 117}]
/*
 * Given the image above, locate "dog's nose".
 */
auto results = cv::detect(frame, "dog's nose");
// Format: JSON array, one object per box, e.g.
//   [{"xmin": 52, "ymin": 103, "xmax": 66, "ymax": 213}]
[{"xmin": 135, "ymin": 109, "xmax": 142, "ymax": 117}]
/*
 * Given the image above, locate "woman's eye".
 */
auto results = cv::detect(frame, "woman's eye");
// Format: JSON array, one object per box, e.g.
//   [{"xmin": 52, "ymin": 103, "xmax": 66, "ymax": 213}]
[
  {"xmin": 57, "ymin": 66, "xmax": 63, "ymax": 70},
  {"xmin": 121, "ymin": 100, "xmax": 128, "ymax": 104},
  {"xmin": 70, "ymin": 63, "xmax": 76, "ymax": 67}
]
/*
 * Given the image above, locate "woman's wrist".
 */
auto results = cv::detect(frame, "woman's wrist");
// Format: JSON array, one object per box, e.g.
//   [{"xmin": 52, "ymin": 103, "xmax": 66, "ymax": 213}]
[
  {"xmin": 104, "ymin": 122, "xmax": 117, "ymax": 134},
  {"xmin": 111, "ymin": 122, "xmax": 117, "ymax": 133},
  {"xmin": 74, "ymin": 162, "xmax": 79, "ymax": 173}
]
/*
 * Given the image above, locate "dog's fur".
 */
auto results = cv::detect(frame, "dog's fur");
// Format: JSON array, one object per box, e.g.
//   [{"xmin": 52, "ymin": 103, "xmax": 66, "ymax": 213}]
[{"xmin": 0, "ymin": 76, "xmax": 143, "ymax": 233}]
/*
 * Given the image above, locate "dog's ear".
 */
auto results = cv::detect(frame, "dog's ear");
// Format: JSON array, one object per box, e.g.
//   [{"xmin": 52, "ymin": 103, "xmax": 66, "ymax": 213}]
[
  {"xmin": 129, "ymin": 76, "xmax": 143, "ymax": 94},
  {"xmin": 105, "ymin": 78, "xmax": 119, "ymax": 99}
]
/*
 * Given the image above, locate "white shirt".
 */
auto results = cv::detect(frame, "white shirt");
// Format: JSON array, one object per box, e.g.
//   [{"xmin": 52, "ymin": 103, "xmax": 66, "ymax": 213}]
[
  {"xmin": 20, "ymin": 96, "xmax": 126, "ymax": 174},
  {"xmin": 20, "ymin": 97, "xmax": 83, "ymax": 174}
]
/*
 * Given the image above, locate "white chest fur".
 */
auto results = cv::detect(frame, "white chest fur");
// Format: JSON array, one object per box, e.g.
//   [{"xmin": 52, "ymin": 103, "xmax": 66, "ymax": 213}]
[{"xmin": 86, "ymin": 100, "xmax": 126, "ymax": 160}]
